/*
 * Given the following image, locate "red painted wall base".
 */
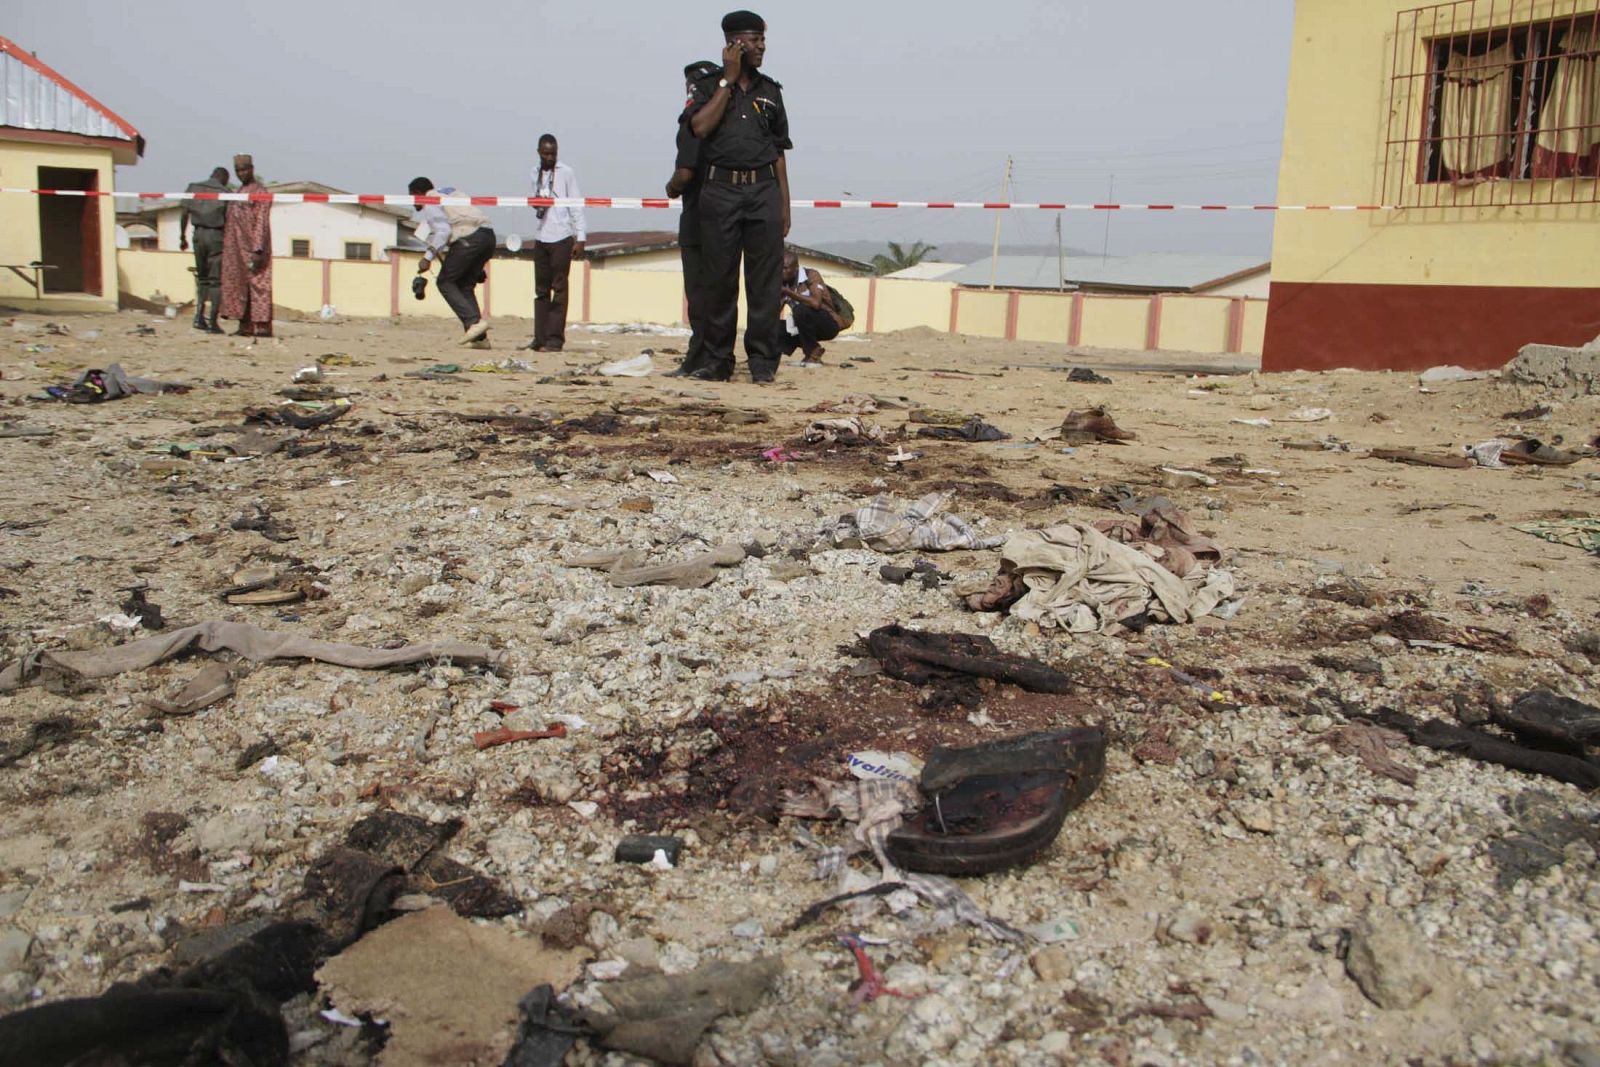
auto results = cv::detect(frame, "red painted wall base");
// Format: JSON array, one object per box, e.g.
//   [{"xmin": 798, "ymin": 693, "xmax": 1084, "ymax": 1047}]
[{"xmin": 1263, "ymin": 282, "xmax": 1600, "ymax": 372}]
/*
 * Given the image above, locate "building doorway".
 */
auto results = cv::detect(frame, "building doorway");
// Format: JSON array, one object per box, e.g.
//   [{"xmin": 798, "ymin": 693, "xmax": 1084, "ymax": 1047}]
[{"xmin": 37, "ymin": 167, "xmax": 101, "ymax": 295}]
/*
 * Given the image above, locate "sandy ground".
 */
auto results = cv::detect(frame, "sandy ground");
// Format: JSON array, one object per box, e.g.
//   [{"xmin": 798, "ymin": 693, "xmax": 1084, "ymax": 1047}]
[{"xmin": 0, "ymin": 307, "xmax": 1597, "ymax": 1066}]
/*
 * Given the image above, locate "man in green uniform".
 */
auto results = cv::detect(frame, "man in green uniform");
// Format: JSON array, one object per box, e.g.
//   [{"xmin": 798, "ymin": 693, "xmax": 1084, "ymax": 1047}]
[
  {"xmin": 178, "ymin": 166, "xmax": 231, "ymax": 334},
  {"xmin": 685, "ymin": 10, "xmax": 792, "ymax": 383}
]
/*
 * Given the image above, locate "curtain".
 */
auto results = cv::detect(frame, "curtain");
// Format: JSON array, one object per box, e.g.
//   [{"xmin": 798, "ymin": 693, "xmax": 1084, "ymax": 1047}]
[
  {"xmin": 1440, "ymin": 43, "xmax": 1515, "ymax": 180},
  {"xmin": 1533, "ymin": 27, "xmax": 1600, "ymax": 178}
]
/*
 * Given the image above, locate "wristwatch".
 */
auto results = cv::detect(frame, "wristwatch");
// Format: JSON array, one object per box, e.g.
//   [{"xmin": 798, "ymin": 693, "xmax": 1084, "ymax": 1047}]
[{"xmin": 718, "ymin": 78, "xmax": 730, "ymax": 90}]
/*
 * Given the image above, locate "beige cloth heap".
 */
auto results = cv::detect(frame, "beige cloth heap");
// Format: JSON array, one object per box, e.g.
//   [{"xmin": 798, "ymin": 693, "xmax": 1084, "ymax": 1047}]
[{"xmin": 981, "ymin": 522, "xmax": 1234, "ymax": 634}]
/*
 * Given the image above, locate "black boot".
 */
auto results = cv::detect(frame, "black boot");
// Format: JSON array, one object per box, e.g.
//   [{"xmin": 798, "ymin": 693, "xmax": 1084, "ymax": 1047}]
[
  {"xmin": 192, "ymin": 310, "xmax": 208, "ymax": 331},
  {"xmin": 206, "ymin": 309, "xmax": 224, "ymax": 335}
]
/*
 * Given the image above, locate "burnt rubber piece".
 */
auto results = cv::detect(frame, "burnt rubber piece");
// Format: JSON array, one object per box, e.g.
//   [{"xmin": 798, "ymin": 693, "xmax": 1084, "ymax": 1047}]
[
  {"xmin": 1495, "ymin": 690, "xmax": 1600, "ymax": 747},
  {"xmin": 1369, "ymin": 708, "xmax": 1600, "ymax": 790},
  {"xmin": 866, "ymin": 624, "xmax": 1075, "ymax": 694},
  {"xmin": 0, "ymin": 988, "xmax": 288, "ymax": 1067},
  {"xmin": 615, "ymin": 835, "xmax": 685, "ymax": 865}
]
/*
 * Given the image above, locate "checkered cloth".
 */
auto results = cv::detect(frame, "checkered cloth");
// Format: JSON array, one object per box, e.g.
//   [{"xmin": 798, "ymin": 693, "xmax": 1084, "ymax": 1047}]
[{"xmin": 830, "ymin": 492, "xmax": 1006, "ymax": 553}]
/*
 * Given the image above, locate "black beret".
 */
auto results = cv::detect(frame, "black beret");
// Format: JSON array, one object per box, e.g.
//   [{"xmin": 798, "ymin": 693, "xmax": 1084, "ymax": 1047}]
[
  {"xmin": 721, "ymin": 10, "xmax": 765, "ymax": 33},
  {"xmin": 685, "ymin": 59, "xmax": 721, "ymax": 78}
]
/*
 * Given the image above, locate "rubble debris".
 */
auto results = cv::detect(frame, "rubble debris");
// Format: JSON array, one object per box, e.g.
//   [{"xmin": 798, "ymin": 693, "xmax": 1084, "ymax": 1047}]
[
  {"xmin": 1488, "ymin": 789, "xmax": 1600, "ymax": 889},
  {"xmin": 1370, "ymin": 449, "xmax": 1473, "ymax": 470},
  {"xmin": 316, "ymin": 908, "xmax": 584, "ymax": 1067},
  {"xmin": 0, "ymin": 988, "xmax": 289, "ymax": 1066},
  {"xmin": 474, "ymin": 723, "xmax": 568, "ymax": 751},
  {"xmin": 145, "ymin": 661, "xmax": 237, "ymax": 717},
  {"xmin": 916, "ymin": 417, "xmax": 1011, "ymax": 442},
  {"xmin": 1366, "ymin": 708, "xmax": 1600, "ymax": 790},
  {"xmin": 1494, "ymin": 691, "xmax": 1600, "ymax": 747},
  {"xmin": 615, "ymin": 834, "xmax": 685, "ymax": 865},
  {"xmin": 1061, "ymin": 406, "xmax": 1137, "ymax": 444},
  {"xmin": 803, "ymin": 416, "xmax": 886, "ymax": 445},
  {"xmin": 865, "ymin": 624, "xmax": 1075, "ymax": 695},
  {"xmin": 0, "ymin": 620, "xmax": 506, "ymax": 693},
  {"xmin": 578, "ymin": 956, "xmax": 783, "ymax": 1066},
  {"xmin": 1344, "ymin": 913, "xmax": 1437, "ymax": 1010},
  {"xmin": 566, "ymin": 542, "xmax": 747, "ymax": 589},
  {"xmin": 1323, "ymin": 722, "xmax": 1418, "ymax": 787},
  {"xmin": 837, "ymin": 934, "xmax": 913, "ymax": 1006},
  {"xmin": 1514, "ymin": 518, "xmax": 1600, "ymax": 556},
  {"xmin": 503, "ymin": 984, "xmax": 590, "ymax": 1067},
  {"xmin": 1505, "ymin": 341, "xmax": 1600, "ymax": 397},
  {"xmin": 1068, "ymin": 367, "xmax": 1112, "ymax": 384}
]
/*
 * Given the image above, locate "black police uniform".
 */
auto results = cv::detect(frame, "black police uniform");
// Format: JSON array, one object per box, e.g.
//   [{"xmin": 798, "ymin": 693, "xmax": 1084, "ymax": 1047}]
[
  {"xmin": 674, "ymin": 114, "xmax": 709, "ymax": 376},
  {"xmin": 686, "ymin": 68, "xmax": 791, "ymax": 381}
]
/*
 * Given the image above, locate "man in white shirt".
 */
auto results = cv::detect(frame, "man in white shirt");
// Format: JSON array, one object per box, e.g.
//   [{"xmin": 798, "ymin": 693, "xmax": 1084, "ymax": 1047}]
[
  {"xmin": 409, "ymin": 176, "xmax": 496, "ymax": 346},
  {"xmin": 528, "ymin": 134, "xmax": 587, "ymax": 352}
]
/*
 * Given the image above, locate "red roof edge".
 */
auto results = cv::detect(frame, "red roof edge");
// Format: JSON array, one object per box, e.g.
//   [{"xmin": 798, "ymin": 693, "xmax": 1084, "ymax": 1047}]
[{"xmin": 0, "ymin": 35, "xmax": 144, "ymax": 154}]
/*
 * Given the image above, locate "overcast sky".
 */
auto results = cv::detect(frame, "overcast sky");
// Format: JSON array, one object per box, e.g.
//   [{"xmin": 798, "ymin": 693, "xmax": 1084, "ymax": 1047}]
[{"xmin": 10, "ymin": 0, "xmax": 1294, "ymax": 259}]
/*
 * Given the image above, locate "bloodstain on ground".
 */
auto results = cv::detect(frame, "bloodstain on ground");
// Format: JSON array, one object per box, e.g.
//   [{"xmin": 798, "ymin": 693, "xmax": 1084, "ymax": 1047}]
[{"xmin": 602, "ymin": 670, "xmax": 1100, "ymax": 831}]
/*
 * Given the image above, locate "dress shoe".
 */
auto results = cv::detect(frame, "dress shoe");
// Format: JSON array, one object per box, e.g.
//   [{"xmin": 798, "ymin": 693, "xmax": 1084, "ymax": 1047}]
[
  {"xmin": 665, "ymin": 366, "xmax": 691, "ymax": 378},
  {"xmin": 751, "ymin": 372, "xmax": 776, "ymax": 384},
  {"xmin": 689, "ymin": 367, "xmax": 731, "ymax": 382}
]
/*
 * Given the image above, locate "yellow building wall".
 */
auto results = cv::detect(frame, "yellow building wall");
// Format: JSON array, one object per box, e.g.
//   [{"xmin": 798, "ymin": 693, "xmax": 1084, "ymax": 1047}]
[
  {"xmin": 955, "ymin": 290, "xmax": 1009, "ymax": 338},
  {"xmin": 872, "ymin": 278, "xmax": 951, "ymax": 333},
  {"xmin": 1160, "ymin": 297, "xmax": 1229, "ymax": 354},
  {"xmin": 328, "ymin": 261, "xmax": 391, "ymax": 318},
  {"xmin": 0, "ymin": 140, "xmax": 119, "ymax": 311},
  {"xmin": 828, "ymin": 277, "xmax": 871, "ymax": 335},
  {"xmin": 1079, "ymin": 296, "xmax": 1148, "ymax": 350},
  {"xmin": 117, "ymin": 250, "xmax": 196, "ymax": 307},
  {"xmin": 274, "ymin": 259, "xmax": 325, "ymax": 315},
  {"xmin": 487, "ymin": 260, "xmax": 536, "ymax": 319},
  {"xmin": 1015, "ymin": 292, "xmax": 1072, "ymax": 344},
  {"xmin": 1272, "ymin": 0, "xmax": 1600, "ymax": 290},
  {"xmin": 1242, "ymin": 300, "xmax": 1268, "ymax": 356},
  {"xmin": 111, "ymin": 250, "xmax": 1263, "ymax": 357}
]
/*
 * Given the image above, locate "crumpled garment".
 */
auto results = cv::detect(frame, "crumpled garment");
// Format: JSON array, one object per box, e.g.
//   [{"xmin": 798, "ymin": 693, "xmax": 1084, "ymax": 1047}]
[
  {"xmin": 973, "ymin": 522, "xmax": 1234, "ymax": 634},
  {"xmin": 1092, "ymin": 503, "xmax": 1221, "ymax": 579},
  {"xmin": 802, "ymin": 416, "xmax": 885, "ymax": 445},
  {"xmin": 1466, "ymin": 440, "xmax": 1510, "ymax": 468},
  {"xmin": 783, "ymin": 780, "xmax": 1024, "ymax": 942},
  {"xmin": 0, "ymin": 621, "xmax": 507, "ymax": 692},
  {"xmin": 1513, "ymin": 518, "xmax": 1600, "ymax": 556},
  {"xmin": 915, "ymin": 417, "xmax": 1011, "ymax": 442},
  {"xmin": 830, "ymin": 492, "xmax": 1006, "ymax": 553},
  {"xmin": 43, "ymin": 363, "xmax": 185, "ymax": 403},
  {"xmin": 805, "ymin": 394, "xmax": 879, "ymax": 415}
]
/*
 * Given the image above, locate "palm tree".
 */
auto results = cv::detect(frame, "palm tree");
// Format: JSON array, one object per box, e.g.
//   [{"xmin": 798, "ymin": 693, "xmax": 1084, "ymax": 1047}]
[{"xmin": 871, "ymin": 240, "xmax": 938, "ymax": 276}]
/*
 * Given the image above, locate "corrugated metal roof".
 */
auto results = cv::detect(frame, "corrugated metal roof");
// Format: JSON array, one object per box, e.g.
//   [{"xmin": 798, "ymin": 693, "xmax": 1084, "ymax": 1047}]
[
  {"xmin": 947, "ymin": 253, "xmax": 1269, "ymax": 292},
  {"xmin": 0, "ymin": 36, "xmax": 140, "ymax": 145}
]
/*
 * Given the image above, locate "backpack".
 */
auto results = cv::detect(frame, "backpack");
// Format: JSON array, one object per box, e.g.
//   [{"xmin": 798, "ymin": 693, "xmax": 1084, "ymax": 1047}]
[{"xmin": 826, "ymin": 285, "xmax": 855, "ymax": 326}]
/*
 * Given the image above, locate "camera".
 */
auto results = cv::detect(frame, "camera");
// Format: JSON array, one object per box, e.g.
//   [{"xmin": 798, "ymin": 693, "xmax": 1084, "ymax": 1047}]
[{"xmin": 412, "ymin": 275, "xmax": 428, "ymax": 301}]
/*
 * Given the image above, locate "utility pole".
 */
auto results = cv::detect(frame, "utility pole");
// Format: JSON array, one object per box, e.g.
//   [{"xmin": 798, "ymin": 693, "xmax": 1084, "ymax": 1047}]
[
  {"xmin": 988, "ymin": 156, "xmax": 1013, "ymax": 290},
  {"xmin": 1101, "ymin": 174, "xmax": 1114, "ymax": 262},
  {"xmin": 1056, "ymin": 213, "xmax": 1065, "ymax": 292}
]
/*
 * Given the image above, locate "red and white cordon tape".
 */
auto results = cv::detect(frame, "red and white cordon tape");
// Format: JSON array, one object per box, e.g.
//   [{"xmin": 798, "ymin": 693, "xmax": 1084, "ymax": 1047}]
[{"xmin": 0, "ymin": 188, "xmax": 1393, "ymax": 212}]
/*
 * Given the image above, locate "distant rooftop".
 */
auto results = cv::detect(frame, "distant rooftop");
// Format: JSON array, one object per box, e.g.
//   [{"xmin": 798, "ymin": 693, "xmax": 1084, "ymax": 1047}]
[{"xmin": 947, "ymin": 253, "xmax": 1269, "ymax": 293}]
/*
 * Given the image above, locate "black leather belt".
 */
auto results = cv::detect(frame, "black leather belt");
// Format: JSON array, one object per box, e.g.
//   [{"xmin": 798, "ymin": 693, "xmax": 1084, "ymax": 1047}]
[{"xmin": 705, "ymin": 164, "xmax": 776, "ymax": 185}]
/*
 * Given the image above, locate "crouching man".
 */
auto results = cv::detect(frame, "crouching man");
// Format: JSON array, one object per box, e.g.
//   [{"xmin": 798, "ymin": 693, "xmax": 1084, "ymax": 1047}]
[{"xmin": 409, "ymin": 177, "xmax": 496, "ymax": 347}]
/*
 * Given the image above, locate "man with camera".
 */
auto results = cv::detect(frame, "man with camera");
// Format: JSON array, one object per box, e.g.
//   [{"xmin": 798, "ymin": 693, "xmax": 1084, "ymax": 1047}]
[
  {"xmin": 408, "ymin": 177, "xmax": 496, "ymax": 347},
  {"xmin": 684, "ymin": 10, "xmax": 792, "ymax": 383}
]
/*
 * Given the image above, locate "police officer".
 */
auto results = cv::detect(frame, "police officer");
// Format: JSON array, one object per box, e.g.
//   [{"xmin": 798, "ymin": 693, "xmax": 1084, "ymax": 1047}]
[
  {"xmin": 178, "ymin": 166, "xmax": 231, "ymax": 334},
  {"xmin": 685, "ymin": 10, "xmax": 791, "ymax": 383},
  {"xmin": 665, "ymin": 59, "xmax": 722, "ymax": 378}
]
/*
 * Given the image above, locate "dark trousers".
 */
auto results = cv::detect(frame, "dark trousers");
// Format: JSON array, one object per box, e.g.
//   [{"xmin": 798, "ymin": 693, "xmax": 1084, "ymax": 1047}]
[
  {"xmin": 439, "ymin": 227, "xmax": 495, "ymax": 329},
  {"xmin": 782, "ymin": 304, "xmax": 842, "ymax": 357},
  {"xmin": 679, "ymin": 240, "xmax": 708, "ymax": 374},
  {"xmin": 191, "ymin": 227, "xmax": 223, "ymax": 312},
  {"xmin": 697, "ymin": 178, "xmax": 783, "ymax": 378},
  {"xmin": 534, "ymin": 236, "xmax": 576, "ymax": 350}
]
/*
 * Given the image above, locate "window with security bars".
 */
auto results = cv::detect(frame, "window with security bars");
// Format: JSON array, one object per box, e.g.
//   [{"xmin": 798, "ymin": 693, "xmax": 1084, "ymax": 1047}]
[
  {"xmin": 1386, "ymin": 2, "xmax": 1600, "ymax": 206},
  {"xmin": 290, "ymin": 239, "xmax": 311, "ymax": 258},
  {"xmin": 343, "ymin": 242, "xmax": 373, "ymax": 261}
]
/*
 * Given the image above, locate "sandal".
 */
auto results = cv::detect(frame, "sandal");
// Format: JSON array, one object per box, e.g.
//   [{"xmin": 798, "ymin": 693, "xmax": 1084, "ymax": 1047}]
[
  {"xmin": 885, "ymin": 728, "xmax": 1106, "ymax": 875},
  {"xmin": 1500, "ymin": 439, "xmax": 1580, "ymax": 466}
]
